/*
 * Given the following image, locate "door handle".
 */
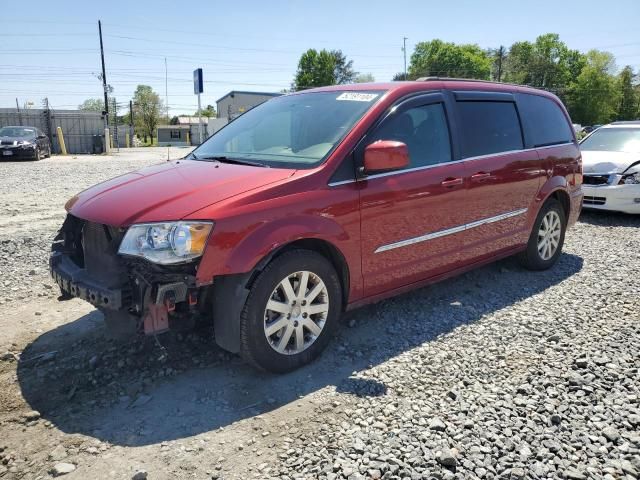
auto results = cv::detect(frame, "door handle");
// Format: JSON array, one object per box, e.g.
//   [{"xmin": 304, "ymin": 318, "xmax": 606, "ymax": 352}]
[
  {"xmin": 470, "ymin": 172, "xmax": 491, "ymax": 182},
  {"xmin": 441, "ymin": 177, "xmax": 463, "ymax": 188}
]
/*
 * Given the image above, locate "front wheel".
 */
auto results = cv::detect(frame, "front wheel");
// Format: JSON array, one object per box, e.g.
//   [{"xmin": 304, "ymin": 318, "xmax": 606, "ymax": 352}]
[
  {"xmin": 240, "ymin": 249, "xmax": 343, "ymax": 373},
  {"xmin": 519, "ymin": 198, "xmax": 566, "ymax": 270}
]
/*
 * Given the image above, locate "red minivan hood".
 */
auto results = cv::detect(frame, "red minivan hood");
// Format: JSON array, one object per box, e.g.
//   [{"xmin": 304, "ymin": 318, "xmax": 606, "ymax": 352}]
[{"xmin": 68, "ymin": 159, "xmax": 295, "ymax": 226}]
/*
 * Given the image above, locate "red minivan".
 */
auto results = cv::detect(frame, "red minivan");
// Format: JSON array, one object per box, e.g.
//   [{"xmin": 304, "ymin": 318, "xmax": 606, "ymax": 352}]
[{"xmin": 51, "ymin": 79, "xmax": 583, "ymax": 372}]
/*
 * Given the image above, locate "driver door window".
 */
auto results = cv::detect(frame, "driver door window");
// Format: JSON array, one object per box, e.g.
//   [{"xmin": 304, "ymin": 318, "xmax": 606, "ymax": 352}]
[{"xmin": 368, "ymin": 103, "xmax": 452, "ymax": 169}]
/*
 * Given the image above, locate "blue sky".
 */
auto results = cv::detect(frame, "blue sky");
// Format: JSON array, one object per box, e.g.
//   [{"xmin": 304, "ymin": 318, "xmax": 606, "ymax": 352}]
[{"xmin": 1, "ymin": 0, "xmax": 639, "ymax": 115}]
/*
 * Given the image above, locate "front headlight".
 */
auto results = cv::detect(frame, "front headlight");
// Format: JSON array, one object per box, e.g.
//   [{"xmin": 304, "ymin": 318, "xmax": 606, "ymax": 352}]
[
  {"xmin": 118, "ymin": 221, "xmax": 213, "ymax": 264},
  {"xmin": 620, "ymin": 171, "xmax": 640, "ymax": 185}
]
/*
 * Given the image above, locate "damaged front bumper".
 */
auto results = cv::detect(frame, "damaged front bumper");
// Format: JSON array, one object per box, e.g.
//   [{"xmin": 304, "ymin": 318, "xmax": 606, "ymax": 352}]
[
  {"xmin": 50, "ymin": 214, "xmax": 207, "ymax": 335},
  {"xmin": 50, "ymin": 252, "xmax": 124, "ymax": 309}
]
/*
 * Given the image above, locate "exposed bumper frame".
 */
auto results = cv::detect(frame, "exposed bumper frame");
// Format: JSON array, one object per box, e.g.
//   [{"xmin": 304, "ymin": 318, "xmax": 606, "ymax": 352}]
[{"xmin": 50, "ymin": 252, "xmax": 124, "ymax": 309}]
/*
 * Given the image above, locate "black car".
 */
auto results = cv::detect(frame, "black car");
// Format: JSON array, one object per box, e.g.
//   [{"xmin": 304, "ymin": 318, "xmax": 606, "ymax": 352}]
[{"xmin": 0, "ymin": 125, "xmax": 51, "ymax": 160}]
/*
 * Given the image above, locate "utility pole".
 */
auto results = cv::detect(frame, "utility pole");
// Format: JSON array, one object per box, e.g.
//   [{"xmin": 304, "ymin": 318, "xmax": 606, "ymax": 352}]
[
  {"xmin": 402, "ymin": 37, "xmax": 408, "ymax": 80},
  {"xmin": 496, "ymin": 45, "xmax": 505, "ymax": 82},
  {"xmin": 164, "ymin": 57, "xmax": 169, "ymax": 125},
  {"xmin": 112, "ymin": 97, "xmax": 119, "ymax": 152},
  {"xmin": 15, "ymin": 98, "xmax": 22, "ymax": 125},
  {"xmin": 98, "ymin": 20, "xmax": 110, "ymax": 153},
  {"xmin": 129, "ymin": 100, "xmax": 134, "ymax": 146}
]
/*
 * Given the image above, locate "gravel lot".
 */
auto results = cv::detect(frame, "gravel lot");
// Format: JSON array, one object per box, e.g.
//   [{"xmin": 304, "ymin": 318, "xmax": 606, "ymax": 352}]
[{"xmin": 0, "ymin": 149, "xmax": 638, "ymax": 480}]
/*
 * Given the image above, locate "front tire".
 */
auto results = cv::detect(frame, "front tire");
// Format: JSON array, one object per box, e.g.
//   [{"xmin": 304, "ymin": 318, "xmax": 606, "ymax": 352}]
[
  {"xmin": 519, "ymin": 198, "xmax": 566, "ymax": 270},
  {"xmin": 240, "ymin": 249, "xmax": 343, "ymax": 373}
]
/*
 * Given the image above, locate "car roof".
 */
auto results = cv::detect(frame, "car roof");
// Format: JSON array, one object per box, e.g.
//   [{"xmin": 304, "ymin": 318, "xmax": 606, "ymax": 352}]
[{"xmin": 294, "ymin": 78, "xmax": 561, "ymax": 102}]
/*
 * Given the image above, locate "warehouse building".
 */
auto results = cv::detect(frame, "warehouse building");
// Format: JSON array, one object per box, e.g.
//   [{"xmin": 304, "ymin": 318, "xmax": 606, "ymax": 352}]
[{"xmin": 216, "ymin": 91, "xmax": 282, "ymax": 120}]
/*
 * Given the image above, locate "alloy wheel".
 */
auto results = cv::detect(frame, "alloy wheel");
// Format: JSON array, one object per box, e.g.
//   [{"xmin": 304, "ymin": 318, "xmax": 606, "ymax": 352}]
[
  {"xmin": 263, "ymin": 270, "xmax": 329, "ymax": 355},
  {"xmin": 537, "ymin": 210, "xmax": 562, "ymax": 261}
]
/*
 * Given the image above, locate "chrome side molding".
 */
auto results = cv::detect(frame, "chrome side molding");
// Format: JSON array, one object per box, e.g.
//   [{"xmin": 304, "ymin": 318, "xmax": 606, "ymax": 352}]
[{"xmin": 374, "ymin": 208, "xmax": 528, "ymax": 253}]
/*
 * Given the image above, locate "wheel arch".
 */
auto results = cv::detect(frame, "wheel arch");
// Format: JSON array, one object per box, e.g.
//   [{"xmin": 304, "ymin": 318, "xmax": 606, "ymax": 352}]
[
  {"xmin": 534, "ymin": 175, "xmax": 572, "ymax": 224},
  {"xmin": 211, "ymin": 236, "xmax": 351, "ymax": 355},
  {"xmin": 247, "ymin": 238, "xmax": 350, "ymax": 309}
]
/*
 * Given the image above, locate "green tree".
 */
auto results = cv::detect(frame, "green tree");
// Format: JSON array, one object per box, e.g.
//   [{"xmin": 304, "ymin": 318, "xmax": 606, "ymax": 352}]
[
  {"xmin": 78, "ymin": 98, "xmax": 104, "ymax": 112},
  {"xmin": 294, "ymin": 49, "xmax": 336, "ymax": 90},
  {"xmin": 293, "ymin": 49, "xmax": 357, "ymax": 90},
  {"xmin": 503, "ymin": 34, "xmax": 585, "ymax": 93},
  {"xmin": 132, "ymin": 85, "xmax": 164, "ymax": 143},
  {"xmin": 331, "ymin": 50, "xmax": 356, "ymax": 84},
  {"xmin": 392, "ymin": 72, "xmax": 408, "ymax": 81},
  {"xmin": 354, "ymin": 73, "xmax": 375, "ymax": 83},
  {"xmin": 616, "ymin": 66, "xmax": 638, "ymax": 120},
  {"xmin": 197, "ymin": 104, "xmax": 216, "ymax": 118},
  {"xmin": 566, "ymin": 50, "xmax": 619, "ymax": 125},
  {"xmin": 488, "ymin": 46, "xmax": 507, "ymax": 82},
  {"xmin": 407, "ymin": 39, "xmax": 491, "ymax": 80}
]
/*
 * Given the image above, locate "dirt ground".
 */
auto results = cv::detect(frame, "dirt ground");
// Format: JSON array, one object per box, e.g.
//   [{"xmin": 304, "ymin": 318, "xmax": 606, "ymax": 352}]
[
  {"xmin": 0, "ymin": 148, "xmax": 384, "ymax": 479},
  {"xmin": 0, "ymin": 148, "xmax": 638, "ymax": 480}
]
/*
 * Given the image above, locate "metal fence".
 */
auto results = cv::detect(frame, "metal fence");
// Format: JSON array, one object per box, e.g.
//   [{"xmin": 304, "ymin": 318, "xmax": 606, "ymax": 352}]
[{"xmin": 0, "ymin": 108, "xmax": 107, "ymax": 154}]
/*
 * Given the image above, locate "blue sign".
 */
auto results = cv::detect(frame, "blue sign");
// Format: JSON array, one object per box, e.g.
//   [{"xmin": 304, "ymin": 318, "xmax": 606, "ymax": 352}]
[{"xmin": 193, "ymin": 68, "xmax": 203, "ymax": 94}]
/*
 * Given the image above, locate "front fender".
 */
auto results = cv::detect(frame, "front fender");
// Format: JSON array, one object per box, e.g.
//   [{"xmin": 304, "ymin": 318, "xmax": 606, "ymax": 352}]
[
  {"xmin": 224, "ymin": 214, "xmax": 351, "ymax": 274},
  {"xmin": 195, "ymin": 183, "xmax": 363, "ymax": 300}
]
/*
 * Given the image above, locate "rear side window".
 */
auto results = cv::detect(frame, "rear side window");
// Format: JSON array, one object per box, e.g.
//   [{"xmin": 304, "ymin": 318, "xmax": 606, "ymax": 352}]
[
  {"xmin": 369, "ymin": 103, "xmax": 452, "ymax": 168},
  {"xmin": 456, "ymin": 101, "xmax": 523, "ymax": 158},
  {"xmin": 518, "ymin": 94, "xmax": 573, "ymax": 147}
]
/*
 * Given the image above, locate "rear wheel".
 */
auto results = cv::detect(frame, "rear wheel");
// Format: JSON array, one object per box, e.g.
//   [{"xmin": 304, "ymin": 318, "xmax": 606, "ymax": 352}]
[
  {"xmin": 519, "ymin": 198, "xmax": 566, "ymax": 270},
  {"xmin": 240, "ymin": 249, "xmax": 342, "ymax": 373}
]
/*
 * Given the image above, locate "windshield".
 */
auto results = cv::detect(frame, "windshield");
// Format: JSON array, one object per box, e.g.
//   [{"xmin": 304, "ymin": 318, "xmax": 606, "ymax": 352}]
[
  {"xmin": 0, "ymin": 127, "xmax": 36, "ymax": 138},
  {"xmin": 580, "ymin": 128, "xmax": 640, "ymax": 153},
  {"xmin": 190, "ymin": 91, "xmax": 384, "ymax": 168}
]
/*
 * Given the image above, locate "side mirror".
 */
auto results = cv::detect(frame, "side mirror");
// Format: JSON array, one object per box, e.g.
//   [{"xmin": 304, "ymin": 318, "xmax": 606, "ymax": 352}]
[
  {"xmin": 363, "ymin": 140, "xmax": 410, "ymax": 174},
  {"xmin": 37, "ymin": 134, "xmax": 47, "ymax": 139}
]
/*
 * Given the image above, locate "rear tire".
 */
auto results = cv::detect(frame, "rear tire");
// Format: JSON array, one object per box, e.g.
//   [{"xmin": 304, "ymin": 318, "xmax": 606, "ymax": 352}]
[
  {"xmin": 240, "ymin": 249, "xmax": 342, "ymax": 373},
  {"xmin": 519, "ymin": 198, "xmax": 566, "ymax": 270}
]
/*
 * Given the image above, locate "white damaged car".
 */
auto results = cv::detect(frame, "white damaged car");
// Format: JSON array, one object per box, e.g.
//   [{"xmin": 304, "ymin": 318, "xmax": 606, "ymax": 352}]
[{"xmin": 580, "ymin": 121, "xmax": 640, "ymax": 214}]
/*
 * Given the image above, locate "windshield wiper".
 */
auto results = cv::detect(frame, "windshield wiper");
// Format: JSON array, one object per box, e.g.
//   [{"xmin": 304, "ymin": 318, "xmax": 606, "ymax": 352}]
[{"xmin": 197, "ymin": 155, "xmax": 269, "ymax": 168}]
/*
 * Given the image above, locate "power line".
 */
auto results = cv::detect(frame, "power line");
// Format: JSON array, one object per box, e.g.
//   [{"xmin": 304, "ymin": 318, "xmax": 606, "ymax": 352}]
[{"xmin": 103, "ymin": 33, "xmax": 403, "ymax": 58}]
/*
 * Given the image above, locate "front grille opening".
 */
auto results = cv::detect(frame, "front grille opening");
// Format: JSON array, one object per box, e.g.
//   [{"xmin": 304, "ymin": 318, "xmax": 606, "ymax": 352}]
[
  {"xmin": 584, "ymin": 196, "xmax": 606, "ymax": 205},
  {"xmin": 583, "ymin": 175, "xmax": 610, "ymax": 185}
]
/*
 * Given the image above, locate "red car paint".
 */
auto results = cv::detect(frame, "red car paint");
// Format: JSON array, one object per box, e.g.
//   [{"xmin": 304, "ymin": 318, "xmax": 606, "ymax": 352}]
[{"xmin": 67, "ymin": 80, "xmax": 582, "ymax": 310}]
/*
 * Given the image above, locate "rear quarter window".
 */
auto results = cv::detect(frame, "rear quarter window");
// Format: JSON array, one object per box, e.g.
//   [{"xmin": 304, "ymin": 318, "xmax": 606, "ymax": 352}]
[
  {"xmin": 456, "ymin": 101, "xmax": 524, "ymax": 158},
  {"xmin": 518, "ymin": 93, "xmax": 574, "ymax": 147}
]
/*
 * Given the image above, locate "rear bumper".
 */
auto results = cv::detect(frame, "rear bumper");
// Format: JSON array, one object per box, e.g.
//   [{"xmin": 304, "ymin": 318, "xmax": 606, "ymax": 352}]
[
  {"xmin": 50, "ymin": 252, "xmax": 124, "ymax": 309},
  {"xmin": 582, "ymin": 184, "xmax": 640, "ymax": 214}
]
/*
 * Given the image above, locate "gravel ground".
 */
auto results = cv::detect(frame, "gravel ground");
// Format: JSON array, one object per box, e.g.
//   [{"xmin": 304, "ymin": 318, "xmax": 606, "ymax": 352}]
[{"xmin": 0, "ymin": 150, "xmax": 638, "ymax": 480}]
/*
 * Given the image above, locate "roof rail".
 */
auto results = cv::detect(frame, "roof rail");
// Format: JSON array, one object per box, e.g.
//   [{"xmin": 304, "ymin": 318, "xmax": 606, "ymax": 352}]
[
  {"xmin": 415, "ymin": 76, "xmax": 547, "ymax": 91},
  {"xmin": 416, "ymin": 76, "xmax": 497, "ymax": 83}
]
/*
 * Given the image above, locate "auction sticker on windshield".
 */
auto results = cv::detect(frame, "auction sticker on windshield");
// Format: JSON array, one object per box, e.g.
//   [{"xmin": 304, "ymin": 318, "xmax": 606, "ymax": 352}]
[{"xmin": 336, "ymin": 92, "xmax": 379, "ymax": 102}]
